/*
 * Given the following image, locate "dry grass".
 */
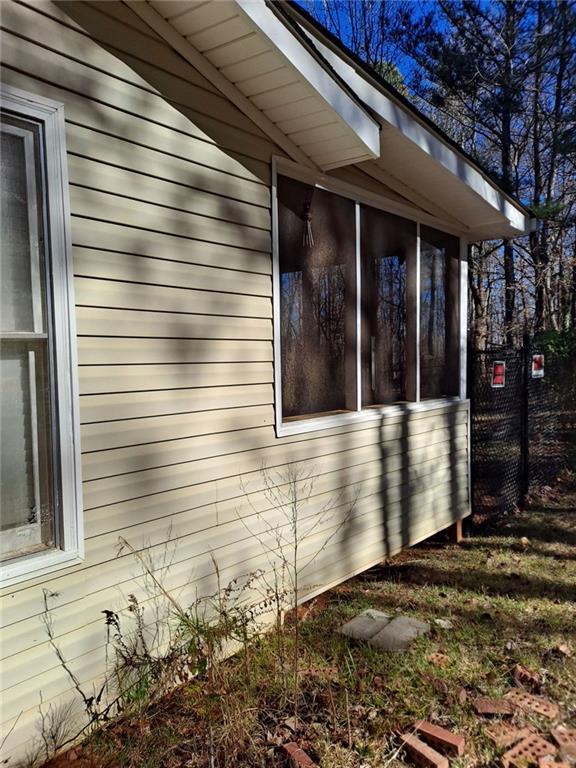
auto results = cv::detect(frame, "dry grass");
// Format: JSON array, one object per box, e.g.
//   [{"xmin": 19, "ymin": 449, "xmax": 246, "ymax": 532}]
[{"xmin": 42, "ymin": 478, "xmax": 576, "ymax": 768}]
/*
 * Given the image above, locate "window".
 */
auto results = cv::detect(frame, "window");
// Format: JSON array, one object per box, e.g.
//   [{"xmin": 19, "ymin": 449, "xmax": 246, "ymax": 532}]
[
  {"xmin": 0, "ymin": 86, "xmax": 82, "ymax": 584},
  {"xmin": 278, "ymin": 175, "xmax": 356, "ymax": 419},
  {"xmin": 361, "ymin": 205, "xmax": 414, "ymax": 406},
  {"xmin": 419, "ymin": 226, "xmax": 460, "ymax": 400},
  {"xmin": 274, "ymin": 167, "xmax": 464, "ymax": 433}
]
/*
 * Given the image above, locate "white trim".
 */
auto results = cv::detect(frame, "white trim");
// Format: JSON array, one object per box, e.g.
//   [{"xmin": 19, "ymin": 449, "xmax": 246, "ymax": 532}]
[
  {"xmin": 459, "ymin": 242, "xmax": 469, "ymax": 400},
  {"xmin": 277, "ymin": 398, "xmax": 469, "ymax": 438},
  {"xmin": 355, "ymin": 202, "xmax": 362, "ymax": 411},
  {"xmin": 271, "ymin": 157, "xmax": 466, "ymax": 438},
  {"xmin": 129, "ymin": 0, "xmax": 316, "ymax": 170},
  {"xmin": 0, "ymin": 84, "xmax": 83, "ymax": 587},
  {"xmin": 271, "ymin": 156, "xmax": 284, "ymax": 433},
  {"xmin": 415, "ymin": 221, "xmax": 421, "ymax": 403}
]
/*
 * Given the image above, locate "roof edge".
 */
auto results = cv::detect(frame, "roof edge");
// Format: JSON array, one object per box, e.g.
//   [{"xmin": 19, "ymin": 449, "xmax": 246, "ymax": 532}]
[{"xmin": 282, "ymin": 0, "xmax": 532, "ymax": 221}]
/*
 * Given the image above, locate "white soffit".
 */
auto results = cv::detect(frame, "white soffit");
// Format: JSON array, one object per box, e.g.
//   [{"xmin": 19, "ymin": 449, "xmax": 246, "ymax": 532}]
[
  {"xmin": 297, "ymin": 21, "xmax": 530, "ymax": 239},
  {"xmin": 148, "ymin": 0, "xmax": 380, "ymax": 171}
]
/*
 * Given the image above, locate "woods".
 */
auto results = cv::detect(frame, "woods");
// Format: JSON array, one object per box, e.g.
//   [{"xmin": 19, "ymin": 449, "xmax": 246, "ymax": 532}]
[{"xmin": 306, "ymin": 0, "xmax": 576, "ymax": 349}]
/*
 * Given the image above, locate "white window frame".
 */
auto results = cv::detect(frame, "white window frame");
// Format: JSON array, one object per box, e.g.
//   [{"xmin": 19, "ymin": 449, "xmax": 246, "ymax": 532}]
[
  {"xmin": 272, "ymin": 155, "xmax": 468, "ymax": 437},
  {"xmin": 1, "ymin": 85, "xmax": 83, "ymax": 586}
]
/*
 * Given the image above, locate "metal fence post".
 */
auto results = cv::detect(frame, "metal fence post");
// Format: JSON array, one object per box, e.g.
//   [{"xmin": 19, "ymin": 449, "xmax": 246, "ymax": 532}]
[{"xmin": 520, "ymin": 332, "xmax": 530, "ymax": 505}]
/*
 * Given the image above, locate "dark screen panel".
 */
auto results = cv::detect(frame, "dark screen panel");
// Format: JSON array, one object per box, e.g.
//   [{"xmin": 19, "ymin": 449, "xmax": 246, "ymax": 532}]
[
  {"xmin": 420, "ymin": 226, "xmax": 459, "ymax": 399},
  {"xmin": 360, "ymin": 205, "xmax": 414, "ymax": 405},
  {"xmin": 278, "ymin": 175, "xmax": 356, "ymax": 419}
]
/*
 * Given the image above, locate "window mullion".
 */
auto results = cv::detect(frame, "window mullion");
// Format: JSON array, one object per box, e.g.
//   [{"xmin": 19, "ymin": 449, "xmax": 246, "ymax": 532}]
[
  {"xmin": 415, "ymin": 221, "xmax": 421, "ymax": 402},
  {"xmin": 355, "ymin": 201, "xmax": 361, "ymax": 412}
]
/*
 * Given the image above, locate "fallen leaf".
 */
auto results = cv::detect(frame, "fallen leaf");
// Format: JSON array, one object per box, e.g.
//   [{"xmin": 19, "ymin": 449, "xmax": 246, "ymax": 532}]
[{"xmin": 284, "ymin": 716, "xmax": 298, "ymax": 732}]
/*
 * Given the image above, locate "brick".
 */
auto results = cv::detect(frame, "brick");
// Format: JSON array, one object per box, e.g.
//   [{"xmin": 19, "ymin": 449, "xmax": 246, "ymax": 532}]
[
  {"xmin": 485, "ymin": 723, "xmax": 534, "ymax": 749},
  {"xmin": 502, "ymin": 735, "xmax": 557, "ymax": 768},
  {"xmin": 505, "ymin": 690, "xmax": 559, "ymax": 720},
  {"xmin": 400, "ymin": 733, "xmax": 449, "ymax": 768},
  {"xmin": 473, "ymin": 696, "xmax": 514, "ymax": 715},
  {"xmin": 513, "ymin": 663, "xmax": 541, "ymax": 689},
  {"xmin": 538, "ymin": 760, "xmax": 571, "ymax": 768},
  {"xmin": 282, "ymin": 742, "xmax": 318, "ymax": 768},
  {"xmin": 414, "ymin": 720, "xmax": 465, "ymax": 756},
  {"xmin": 551, "ymin": 726, "xmax": 576, "ymax": 756}
]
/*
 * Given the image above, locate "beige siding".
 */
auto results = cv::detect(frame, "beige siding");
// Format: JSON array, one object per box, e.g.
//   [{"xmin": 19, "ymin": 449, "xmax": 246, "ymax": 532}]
[{"xmin": 0, "ymin": 2, "xmax": 470, "ymax": 762}]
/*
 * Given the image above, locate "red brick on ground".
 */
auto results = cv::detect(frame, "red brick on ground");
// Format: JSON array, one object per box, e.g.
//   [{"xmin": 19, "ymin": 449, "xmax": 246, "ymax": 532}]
[
  {"xmin": 400, "ymin": 733, "xmax": 449, "ymax": 768},
  {"xmin": 505, "ymin": 690, "xmax": 559, "ymax": 720},
  {"xmin": 538, "ymin": 760, "xmax": 571, "ymax": 768},
  {"xmin": 413, "ymin": 720, "xmax": 465, "ymax": 756},
  {"xmin": 282, "ymin": 742, "xmax": 318, "ymax": 768},
  {"xmin": 473, "ymin": 696, "xmax": 514, "ymax": 715},
  {"xmin": 485, "ymin": 723, "xmax": 534, "ymax": 749},
  {"xmin": 502, "ymin": 735, "xmax": 557, "ymax": 767},
  {"xmin": 551, "ymin": 726, "xmax": 576, "ymax": 756}
]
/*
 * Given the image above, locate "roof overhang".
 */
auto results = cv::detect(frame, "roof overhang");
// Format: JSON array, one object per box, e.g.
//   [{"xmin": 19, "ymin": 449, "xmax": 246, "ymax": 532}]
[
  {"xmin": 132, "ymin": 0, "xmax": 380, "ymax": 171},
  {"xmin": 289, "ymin": 8, "xmax": 531, "ymax": 240},
  {"xmin": 129, "ymin": 0, "xmax": 531, "ymax": 240}
]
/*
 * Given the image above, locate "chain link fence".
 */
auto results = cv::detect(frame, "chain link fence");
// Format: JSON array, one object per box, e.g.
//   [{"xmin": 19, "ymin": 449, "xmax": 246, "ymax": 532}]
[{"xmin": 469, "ymin": 339, "xmax": 576, "ymax": 518}]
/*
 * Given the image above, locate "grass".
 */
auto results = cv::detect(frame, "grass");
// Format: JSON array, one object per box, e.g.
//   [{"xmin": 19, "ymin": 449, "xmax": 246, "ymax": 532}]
[{"xmin": 43, "ymin": 478, "xmax": 576, "ymax": 768}]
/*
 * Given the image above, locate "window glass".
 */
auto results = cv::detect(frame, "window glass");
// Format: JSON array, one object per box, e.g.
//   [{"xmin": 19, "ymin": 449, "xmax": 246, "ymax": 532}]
[
  {"xmin": 0, "ymin": 115, "xmax": 55, "ymax": 562},
  {"xmin": 278, "ymin": 175, "xmax": 356, "ymax": 419},
  {"xmin": 361, "ymin": 205, "xmax": 414, "ymax": 405},
  {"xmin": 419, "ymin": 225, "xmax": 459, "ymax": 399}
]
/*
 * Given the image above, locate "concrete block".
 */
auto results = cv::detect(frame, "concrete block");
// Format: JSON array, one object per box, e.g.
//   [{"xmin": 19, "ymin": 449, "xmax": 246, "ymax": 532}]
[
  {"xmin": 369, "ymin": 615, "xmax": 430, "ymax": 650},
  {"xmin": 339, "ymin": 609, "xmax": 391, "ymax": 641}
]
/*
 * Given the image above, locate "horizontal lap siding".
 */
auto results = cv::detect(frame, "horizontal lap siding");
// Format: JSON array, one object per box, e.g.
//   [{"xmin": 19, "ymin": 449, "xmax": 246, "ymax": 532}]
[{"xmin": 0, "ymin": 2, "xmax": 470, "ymax": 761}]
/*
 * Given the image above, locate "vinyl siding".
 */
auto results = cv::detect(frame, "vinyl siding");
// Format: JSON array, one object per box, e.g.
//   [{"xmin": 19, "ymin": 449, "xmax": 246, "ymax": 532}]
[{"xmin": 0, "ymin": 2, "xmax": 470, "ymax": 761}]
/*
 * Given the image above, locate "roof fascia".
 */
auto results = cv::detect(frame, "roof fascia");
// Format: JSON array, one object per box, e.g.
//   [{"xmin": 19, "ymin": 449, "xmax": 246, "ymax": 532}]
[{"xmin": 235, "ymin": 0, "xmax": 381, "ymax": 160}]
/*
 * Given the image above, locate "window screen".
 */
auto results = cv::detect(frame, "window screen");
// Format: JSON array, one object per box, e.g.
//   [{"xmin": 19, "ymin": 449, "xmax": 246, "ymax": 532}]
[
  {"xmin": 1, "ymin": 115, "xmax": 55, "ymax": 561},
  {"xmin": 419, "ymin": 225, "xmax": 459, "ymax": 399},
  {"xmin": 361, "ymin": 205, "xmax": 414, "ymax": 405},
  {"xmin": 278, "ymin": 175, "xmax": 356, "ymax": 419}
]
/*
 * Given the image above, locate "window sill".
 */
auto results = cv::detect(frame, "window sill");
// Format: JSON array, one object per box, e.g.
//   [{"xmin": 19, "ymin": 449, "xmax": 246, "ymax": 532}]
[
  {"xmin": 0, "ymin": 546, "xmax": 84, "ymax": 589},
  {"xmin": 276, "ymin": 397, "xmax": 469, "ymax": 437}
]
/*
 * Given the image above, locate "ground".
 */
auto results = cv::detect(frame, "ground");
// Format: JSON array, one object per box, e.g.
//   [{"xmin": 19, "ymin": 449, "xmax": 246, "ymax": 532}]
[{"xmin": 43, "ymin": 478, "xmax": 576, "ymax": 768}]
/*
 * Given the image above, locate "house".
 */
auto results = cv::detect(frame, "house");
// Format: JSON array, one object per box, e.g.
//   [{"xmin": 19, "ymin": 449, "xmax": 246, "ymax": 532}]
[{"xmin": 0, "ymin": 0, "xmax": 530, "ymax": 761}]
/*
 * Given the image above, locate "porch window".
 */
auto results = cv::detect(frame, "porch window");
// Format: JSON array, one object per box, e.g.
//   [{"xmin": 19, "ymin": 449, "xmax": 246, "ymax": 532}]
[
  {"xmin": 275, "ymin": 171, "xmax": 462, "ymax": 430},
  {"xmin": 419, "ymin": 226, "xmax": 460, "ymax": 399},
  {"xmin": 278, "ymin": 175, "xmax": 356, "ymax": 419},
  {"xmin": 0, "ymin": 86, "xmax": 82, "ymax": 584},
  {"xmin": 361, "ymin": 205, "xmax": 414, "ymax": 406}
]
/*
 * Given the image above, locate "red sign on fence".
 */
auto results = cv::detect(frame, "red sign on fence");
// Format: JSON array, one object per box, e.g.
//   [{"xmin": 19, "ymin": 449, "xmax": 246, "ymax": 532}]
[
  {"xmin": 531, "ymin": 354, "xmax": 545, "ymax": 378},
  {"xmin": 491, "ymin": 361, "xmax": 506, "ymax": 388}
]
